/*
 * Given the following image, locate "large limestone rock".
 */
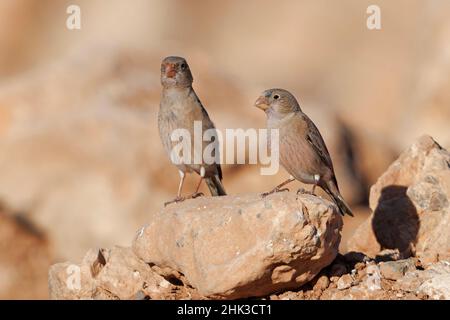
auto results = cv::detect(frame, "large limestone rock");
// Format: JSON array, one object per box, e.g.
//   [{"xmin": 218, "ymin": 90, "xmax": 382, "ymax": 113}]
[
  {"xmin": 132, "ymin": 192, "xmax": 343, "ymax": 299},
  {"xmin": 348, "ymin": 135, "xmax": 450, "ymax": 262}
]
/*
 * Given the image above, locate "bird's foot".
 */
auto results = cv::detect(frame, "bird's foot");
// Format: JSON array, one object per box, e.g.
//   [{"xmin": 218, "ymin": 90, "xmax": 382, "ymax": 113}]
[
  {"xmin": 261, "ymin": 187, "xmax": 290, "ymax": 198},
  {"xmin": 164, "ymin": 196, "xmax": 186, "ymax": 207},
  {"xmin": 296, "ymin": 188, "xmax": 315, "ymax": 196},
  {"xmin": 189, "ymin": 192, "xmax": 204, "ymax": 199}
]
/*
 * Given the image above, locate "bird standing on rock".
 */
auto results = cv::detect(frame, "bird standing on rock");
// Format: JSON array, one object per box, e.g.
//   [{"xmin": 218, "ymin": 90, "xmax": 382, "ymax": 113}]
[
  {"xmin": 255, "ymin": 88, "xmax": 353, "ymax": 216},
  {"xmin": 158, "ymin": 56, "xmax": 226, "ymax": 206}
]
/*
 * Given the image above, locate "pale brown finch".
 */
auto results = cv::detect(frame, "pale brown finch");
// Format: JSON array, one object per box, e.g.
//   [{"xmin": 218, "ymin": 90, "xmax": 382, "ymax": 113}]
[
  {"xmin": 158, "ymin": 56, "xmax": 226, "ymax": 205},
  {"xmin": 255, "ymin": 88, "xmax": 353, "ymax": 216}
]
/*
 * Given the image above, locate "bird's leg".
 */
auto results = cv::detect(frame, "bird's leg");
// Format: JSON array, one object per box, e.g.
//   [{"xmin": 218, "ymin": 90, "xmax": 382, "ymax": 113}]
[
  {"xmin": 190, "ymin": 177, "xmax": 204, "ymax": 199},
  {"xmin": 262, "ymin": 176, "xmax": 295, "ymax": 198},
  {"xmin": 177, "ymin": 170, "xmax": 186, "ymax": 197},
  {"xmin": 188, "ymin": 167, "xmax": 205, "ymax": 199},
  {"xmin": 164, "ymin": 171, "xmax": 186, "ymax": 206}
]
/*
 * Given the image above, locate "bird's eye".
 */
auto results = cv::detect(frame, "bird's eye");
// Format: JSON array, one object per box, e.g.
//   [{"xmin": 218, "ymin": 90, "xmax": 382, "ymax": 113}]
[
  {"xmin": 273, "ymin": 94, "xmax": 280, "ymax": 100},
  {"xmin": 180, "ymin": 63, "xmax": 186, "ymax": 70}
]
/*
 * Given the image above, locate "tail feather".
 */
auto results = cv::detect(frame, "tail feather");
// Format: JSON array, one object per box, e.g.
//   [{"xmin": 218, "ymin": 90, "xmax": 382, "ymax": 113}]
[
  {"xmin": 205, "ymin": 175, "xmax": 227, "ymax": 196},
  {"xmin": 324, "ymin": 180, "xmax": 353, "ymax": 217}
]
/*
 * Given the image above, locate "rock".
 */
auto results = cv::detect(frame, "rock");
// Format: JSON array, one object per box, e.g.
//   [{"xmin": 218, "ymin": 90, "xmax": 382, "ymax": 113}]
[
  {"xmin": 348, "ymin": 135, "xmax": 450, "ymax": 261},
  {"xmin": 278, "ymin": 291, "xmax": 300, "ymax": 300},
  {"xmin": 394, "ymin": 261, "xmax": 450, "ymax": 299},
  {"xmin": 133, "ymin": 192, "xmax": 343, "ymax": 299},
  {"xmin": 268, "ymin": 251, "xmax": 449, "ymax": 300},
  {"xmin": 394, "ymin": 272, "xmax": 423, "ymax": 293},
  {"xmin": 313, "ymin": 275, "xmax": 330, "ymax": 291},
  {"xmin": 418, "ymin": 262, "xmax": 450, "ymax": 299},
  {"xmin": 364, "ymin": 264, "xmax": 382, "ymax": 291},
  {"xmin": 48, "ymin": 246, "xmax": 183, "ymax": 300},
  {"xmin": 379, "ymin": 259, "xmax": 416, "ymax": 280},
  {"xmin": 337, "ymin": 274, "xmax": 353, "ymax": 290}
]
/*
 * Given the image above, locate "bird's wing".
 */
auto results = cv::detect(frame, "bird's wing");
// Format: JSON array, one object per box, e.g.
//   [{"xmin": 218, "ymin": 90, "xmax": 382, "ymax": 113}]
[
  {"xmin": 190, "ymin": 90, "xmax": 223, "ymax": 179},
  {"xmin": 301, "ymin": 113, "xmax": 335, "ymax": 173}
]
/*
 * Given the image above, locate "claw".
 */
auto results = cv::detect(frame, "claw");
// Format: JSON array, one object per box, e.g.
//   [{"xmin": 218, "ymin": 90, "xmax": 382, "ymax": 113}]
[
  {"xmin": 261, "ymin": 187, "xmax": 290, "ymax": 198},
  {"xmin": 190, "ymin": 192, "xmax": 204, "ymax": 199},
  {"xmin": 297, "ymin": 188, "xmax": 314, "ymax": 195},
  {"xmin": 164, "ymin": 196, "xmax": 186, "ymax": 207}
]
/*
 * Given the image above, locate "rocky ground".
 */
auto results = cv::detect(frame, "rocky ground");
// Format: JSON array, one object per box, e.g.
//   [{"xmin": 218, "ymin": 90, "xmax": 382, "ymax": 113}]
[
  {"xmin": 48, "ymin": 245, "xmax": 450, "ymax": 300},
  {"xmin": 48, "ymin": 135, "xmax": 450, "ymax": 300},
  {"xmin": 270, "ymin": 255, "xmax": 450, "ymax": 300}
]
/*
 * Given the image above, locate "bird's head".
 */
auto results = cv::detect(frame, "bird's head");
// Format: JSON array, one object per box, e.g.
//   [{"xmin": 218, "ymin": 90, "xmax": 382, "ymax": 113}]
[
  {"xmin": 161, "ymin": 56, "xmax": 193, "ymax": 88},
  {"xmin": 254, "ymin": 88, "xmax": 301, "ymax": 116}
]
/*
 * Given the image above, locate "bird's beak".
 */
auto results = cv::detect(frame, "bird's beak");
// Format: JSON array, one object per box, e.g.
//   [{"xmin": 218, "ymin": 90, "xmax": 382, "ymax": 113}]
[
  {"xmin": 165, "ymin": 64, "xmax": 176, "ymax": 78},
  {"xmin": 254, "ymin": 96, "xmax": 269, "ymax": 111}
]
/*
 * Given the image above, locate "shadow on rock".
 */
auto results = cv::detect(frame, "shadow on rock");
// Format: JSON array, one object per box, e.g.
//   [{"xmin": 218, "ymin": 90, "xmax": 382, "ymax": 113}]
[{"xmin": 372, "ymin": 185, "xmax": 419, "ymax": 257}]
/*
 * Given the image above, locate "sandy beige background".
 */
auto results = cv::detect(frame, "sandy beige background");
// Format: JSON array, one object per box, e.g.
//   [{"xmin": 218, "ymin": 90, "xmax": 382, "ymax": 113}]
[{"xmin": 0, "ymin": 0, "xmax": 449, "ymax": 299}]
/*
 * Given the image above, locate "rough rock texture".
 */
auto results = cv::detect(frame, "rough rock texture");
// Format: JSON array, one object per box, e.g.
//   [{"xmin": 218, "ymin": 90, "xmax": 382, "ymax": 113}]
[
  {"xmin": 49, "ymin": 249, "xmax": 450, "ymax": 300},
  {"xmin": 379, "ymin": 259, "xmax": 415, "ymax": 281},
  {"xmin": 48, "ymin": 189, "xmax": 450, "ymax": 301},
  {"xmin": 132, "ymin": 192, "xmax": 342, "ymax": 299},
  {"xmin": 348, "ymin": 135, "xmax": 450, "ymax": 262},
  {"xmin": 48, "ymin": 246, "xmax": 201, "ymax": 300},
  {"xmin": 271, "ymin": 255, "xmax": 450, "ymax": 300}
]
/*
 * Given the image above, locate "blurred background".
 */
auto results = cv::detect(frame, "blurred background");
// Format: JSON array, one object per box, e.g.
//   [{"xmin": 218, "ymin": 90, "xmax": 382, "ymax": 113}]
[{"xmin": 0, "ymin": 0, "xmax": 449, "ymax": 299}]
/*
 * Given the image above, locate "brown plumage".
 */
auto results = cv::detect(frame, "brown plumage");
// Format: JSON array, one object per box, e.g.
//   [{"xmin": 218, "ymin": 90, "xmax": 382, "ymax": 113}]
[
  {"xmin": 158, "ymin": 56, "xmax": 226, "ymax": 205},
  {"xmin": 255, "ymin": 88, "xmax": 353, "ymax": 216}
]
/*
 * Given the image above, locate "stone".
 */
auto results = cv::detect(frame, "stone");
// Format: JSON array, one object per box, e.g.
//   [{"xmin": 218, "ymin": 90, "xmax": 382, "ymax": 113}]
[
  {"xmin": 133, "ymin": 192, "xmax": 343, "ymax": 299},
  {"xmin": 417, "ymin": 262, "xmax": 450, "ymax": 299},
  {"xmin": 49, "ymin": 246, "xmax": 178, "ymax": 300},
  {"xmin": 365, "ymin": 264, "xmax": 382, "ymax": 291},
  {"xmin": 337, "ymin": 274, "xmax": 353, "ymax": 290},
  {"xmin": 355, "ymin": 262, "xmax": 366, "ymax": 271},
  {"xmin": 379, "ymin": 259, "xmax": 416, "ymax": 280},
  {"xmin": 313, "ymin": 275, "xmax": 330, "ymax": 291},
  {"xmin": 348, "ymin": 135, "xmax": 450, "ymax": 261},
  {"xmin": 393, "ymin": 261, "xmax": 450, "ymax": 299}
]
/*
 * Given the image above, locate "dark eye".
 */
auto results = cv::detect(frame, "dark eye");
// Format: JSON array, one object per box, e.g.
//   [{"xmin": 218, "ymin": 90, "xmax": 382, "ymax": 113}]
[
  {"xmin": 180, "ymin": 63, "xmax": 186, "ymax": 70},
  {"xmin": 273, "ymin": 94, "xmax": 280, "ymax": 100},
  {"xmin": 161, "ymin": 64, "xmax": 165, "ymax": 72}
]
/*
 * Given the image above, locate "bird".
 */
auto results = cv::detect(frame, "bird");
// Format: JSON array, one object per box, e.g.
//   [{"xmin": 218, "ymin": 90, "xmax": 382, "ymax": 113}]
[
  {"xmin": 254, "ymin": 88, "xmax": 353, "ymax": 216},
  {"xmin": 158, "ymin": 56, "xmax": 226, "ymax": 206}
]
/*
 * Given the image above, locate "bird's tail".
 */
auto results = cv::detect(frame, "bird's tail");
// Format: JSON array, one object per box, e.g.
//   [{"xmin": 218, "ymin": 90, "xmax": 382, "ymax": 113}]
[
  {"xmin": 323, "ymin": 180, "xmax": 353, "ymax": 217},
  {"xmin": 205, "ymin": 175, "xmax": 227, "ymax": 196}
]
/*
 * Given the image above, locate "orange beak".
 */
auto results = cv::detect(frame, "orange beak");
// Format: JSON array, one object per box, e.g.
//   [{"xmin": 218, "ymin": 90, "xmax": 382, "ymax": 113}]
[
  {"xmin": 165, "ymin": 64, "xmax": 176, "ymax": 78},
  {"xmin": 254, "ymin": 95, "xmax": 269, "ymax": 111}
]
